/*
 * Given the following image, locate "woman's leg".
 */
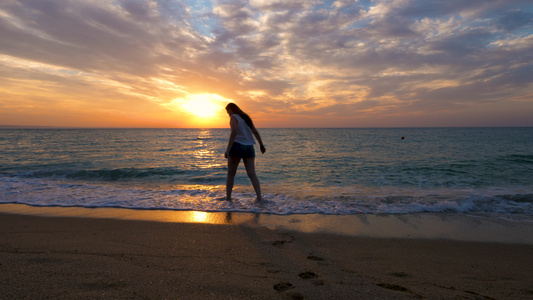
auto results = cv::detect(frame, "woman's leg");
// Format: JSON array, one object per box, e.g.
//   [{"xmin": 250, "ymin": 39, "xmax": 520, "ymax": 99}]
[
  {"xmin": 226, "ymin": 157, "xmax": 240, "ymax": 200},
  {"xmin": 243, "ymin": 157, "xmax": 262, "ymax": 201}
]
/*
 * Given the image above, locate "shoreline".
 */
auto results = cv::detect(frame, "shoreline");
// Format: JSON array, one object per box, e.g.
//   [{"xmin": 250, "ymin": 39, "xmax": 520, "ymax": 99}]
[
  {"xmin": 2, "ymin": 203, "xmax": 532, "ymax": 244},
  {"xmin": 1, "ymin": 205, "xmax": 533, "ymax": 299}
]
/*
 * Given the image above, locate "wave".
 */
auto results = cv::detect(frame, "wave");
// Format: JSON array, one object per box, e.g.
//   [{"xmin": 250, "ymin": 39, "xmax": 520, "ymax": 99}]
[
  {"xmin": 1, "ymin": 176, "xmax": 532, "ymax": 218},
  {"xmin": 501, "ymin": 154, "xmax": 533, "ymax": 164},
  {"xmin": 2, "ymin": 167, "xmax": 223, "ymax": 182}
]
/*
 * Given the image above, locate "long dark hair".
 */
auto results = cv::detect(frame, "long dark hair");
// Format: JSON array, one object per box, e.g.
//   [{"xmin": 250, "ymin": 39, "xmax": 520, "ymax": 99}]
[{"xmin": 226, "ymin": 103, "xmax": 255, "ymax": 129}]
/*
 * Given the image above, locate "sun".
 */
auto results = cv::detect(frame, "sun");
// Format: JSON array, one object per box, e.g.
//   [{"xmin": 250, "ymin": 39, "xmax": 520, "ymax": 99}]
[
  {"xmin": 181, "ymin": 94, "xmax": 221, "ymax": 118},
  {"xmin": 165, "ymin": 93, "xmax": 232, "ymax": 127},
  {"xmin": 171, "ymin": 93, "xmax": 230, "ymax": 119},
  {"xmin": 181, "ymin": 94, "xmax": 219, "ymax": 118}
]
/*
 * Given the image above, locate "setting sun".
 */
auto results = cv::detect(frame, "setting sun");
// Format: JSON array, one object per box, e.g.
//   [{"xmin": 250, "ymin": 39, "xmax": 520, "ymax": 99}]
[
  {"xmin": 181, "ymin": 94, "xmax": 222, "ymax": 118},
  {"xmin": 164, "ymin": 93, "xmax": 231, "ymax": 127}
]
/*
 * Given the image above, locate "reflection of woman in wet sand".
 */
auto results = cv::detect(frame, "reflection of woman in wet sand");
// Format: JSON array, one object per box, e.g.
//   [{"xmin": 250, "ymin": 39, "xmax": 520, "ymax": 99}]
[{"xmin": 224, "ymin": 103, "xmax": 266, "ymax": 201}]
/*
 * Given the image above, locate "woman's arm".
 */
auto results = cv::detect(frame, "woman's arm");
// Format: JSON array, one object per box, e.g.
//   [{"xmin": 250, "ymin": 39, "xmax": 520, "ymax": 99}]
[
  {"xmin": 252, "ymin": 127, "xmax": 266, "ymax": 154},
  {"xmin": 225, "ymin": 116, "xmax": 238, "ymax": 158}
]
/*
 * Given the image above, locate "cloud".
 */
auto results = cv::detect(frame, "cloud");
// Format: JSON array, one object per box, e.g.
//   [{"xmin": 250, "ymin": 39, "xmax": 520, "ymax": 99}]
[
  {"xmin": 0, "ymin": 0, "xmax": 532, "ymax": 127},
  {"xmin": 497, "ymin": 9, "xmax": 533, "ymax": 31}
]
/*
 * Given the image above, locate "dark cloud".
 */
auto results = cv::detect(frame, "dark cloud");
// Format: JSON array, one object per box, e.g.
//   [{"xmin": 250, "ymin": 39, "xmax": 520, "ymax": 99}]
[
  {"xmin": 497, "ymin": 10, "xmax": 533, "ymax": 31},
  {"xmin": 398, "ymin": 0, "xmax": 492, "ymax": 18}
]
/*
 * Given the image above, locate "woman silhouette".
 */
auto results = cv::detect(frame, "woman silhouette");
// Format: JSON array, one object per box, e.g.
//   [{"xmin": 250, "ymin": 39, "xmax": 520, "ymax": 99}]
[{"xmin": 224, "ymin": 103, "xmax": 266, "ymax": 201}]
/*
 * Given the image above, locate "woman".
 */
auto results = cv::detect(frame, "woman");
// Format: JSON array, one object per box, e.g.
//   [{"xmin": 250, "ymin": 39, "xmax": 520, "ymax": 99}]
[{"xmin": 224, "ymin": 103, "xmax": 266, "ymax": 201}]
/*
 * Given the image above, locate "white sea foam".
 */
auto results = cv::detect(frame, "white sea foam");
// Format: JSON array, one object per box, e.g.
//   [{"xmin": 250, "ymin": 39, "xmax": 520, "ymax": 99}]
[{"xmin": 1, "ymin": 176, "xmax": 532, "ymax": 219}]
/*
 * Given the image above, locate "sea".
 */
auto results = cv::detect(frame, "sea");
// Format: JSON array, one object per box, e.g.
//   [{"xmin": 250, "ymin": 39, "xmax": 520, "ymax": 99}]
[{"xmin": 1, "ymin": 128, "xmax": 532, "ymax": 221}]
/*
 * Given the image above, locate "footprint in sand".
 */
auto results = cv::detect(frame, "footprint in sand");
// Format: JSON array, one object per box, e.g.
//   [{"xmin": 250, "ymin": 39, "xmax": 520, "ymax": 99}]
[
  {"xmin": 377, "ymin": 283, "xmax": 423, "ymax": 298},
  {"xmin": 272, "ymin": 240, "xmax": 286, "ymax": 247},
  {"xmin": 299, "ymin": 271, "xmax": 324, "ymax": 287},
  {"xmin": 272, "ymin": 235, "xmax": 295, "ymax": 248},
  {"xmin": 389, "ymin": 271, "xmax": 410, "ymax": 278},
  {"xmin": 273, "ymin": 282, "xmax": 294, "ymax": 293},
  {"xmin": 298, "ymin": 271, "xmax": 318, "ymax": 280},
  {"xmin": 306, "ymin": 255, "xmax": 325, "ymax": 261},
  {"xmin": 377, "ymin": 283, "xmax": 409, "ymax": 292}
]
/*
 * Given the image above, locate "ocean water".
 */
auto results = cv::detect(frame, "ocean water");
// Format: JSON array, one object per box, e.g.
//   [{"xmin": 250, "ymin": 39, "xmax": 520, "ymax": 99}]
[{"xmin": 1, "ymin": 128, "xmax": 532, "ymax": 220}]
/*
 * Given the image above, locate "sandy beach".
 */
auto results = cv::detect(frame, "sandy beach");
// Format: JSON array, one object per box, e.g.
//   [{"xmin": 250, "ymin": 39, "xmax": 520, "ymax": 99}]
[{"xmin": 1, "ymin": 205, "xmax": 533, "ymax": 299}]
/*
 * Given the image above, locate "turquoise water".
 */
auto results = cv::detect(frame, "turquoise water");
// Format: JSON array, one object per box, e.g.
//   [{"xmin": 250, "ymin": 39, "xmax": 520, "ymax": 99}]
[{"xmin": 1, "ymin": 128, "xmax": 532, "ymax": 218}]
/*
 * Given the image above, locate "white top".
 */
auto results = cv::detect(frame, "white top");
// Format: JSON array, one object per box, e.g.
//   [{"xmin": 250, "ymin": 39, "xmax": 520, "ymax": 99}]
[{"xmin": 232, "ymin": 114, "xmax": 256, "ymax": 145}]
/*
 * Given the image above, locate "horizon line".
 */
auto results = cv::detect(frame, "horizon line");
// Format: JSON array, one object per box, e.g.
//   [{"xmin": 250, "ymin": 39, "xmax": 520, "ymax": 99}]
[{"xmin": 2, "ymin": 125, "xmax": 532, "ymax": 130}]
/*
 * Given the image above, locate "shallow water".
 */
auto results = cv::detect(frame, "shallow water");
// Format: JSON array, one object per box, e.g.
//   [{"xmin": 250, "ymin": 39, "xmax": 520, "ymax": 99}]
[{"xmin": 1, "ymin": 128, "xmax": 532, "ymax": 219}]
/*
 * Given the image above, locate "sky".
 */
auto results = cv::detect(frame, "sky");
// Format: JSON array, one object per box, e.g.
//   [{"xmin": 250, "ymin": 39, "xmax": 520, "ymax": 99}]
[{"xmin": 1, "ymin": 0, "xmax": 532, "ymax": 128}]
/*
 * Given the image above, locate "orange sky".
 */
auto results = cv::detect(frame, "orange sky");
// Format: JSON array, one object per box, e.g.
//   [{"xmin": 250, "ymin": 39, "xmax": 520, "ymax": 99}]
[{"xmin": 1, "ymin": 0, "xmax": 532, "ymax": 128}]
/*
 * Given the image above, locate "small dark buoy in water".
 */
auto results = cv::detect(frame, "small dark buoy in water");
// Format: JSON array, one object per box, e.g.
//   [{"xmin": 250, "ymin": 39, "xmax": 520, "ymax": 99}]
[{"xmin": 401, "ymin": 136, "xmax": 405, "ymax": 139}]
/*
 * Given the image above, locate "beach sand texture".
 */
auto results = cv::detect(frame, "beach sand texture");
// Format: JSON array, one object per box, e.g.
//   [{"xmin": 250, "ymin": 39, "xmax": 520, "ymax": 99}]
[{"xmin": 1, "ymin": 211, "xmax": 533, "ymax": 299}]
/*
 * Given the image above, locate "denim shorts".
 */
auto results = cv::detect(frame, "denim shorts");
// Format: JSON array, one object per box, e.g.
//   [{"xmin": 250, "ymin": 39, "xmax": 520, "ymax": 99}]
[{"xmin": 228, "ymin": 142, "xmax": 255, "ymax": 158}]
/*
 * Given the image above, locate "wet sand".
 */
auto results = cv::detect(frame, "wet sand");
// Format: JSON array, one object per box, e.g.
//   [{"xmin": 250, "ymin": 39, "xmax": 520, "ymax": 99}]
[{"xmin": 1, "ymin": 205, "xmax": 533, "ymax": 299}]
